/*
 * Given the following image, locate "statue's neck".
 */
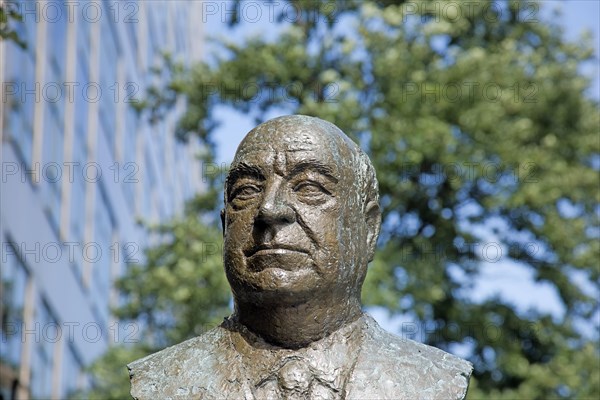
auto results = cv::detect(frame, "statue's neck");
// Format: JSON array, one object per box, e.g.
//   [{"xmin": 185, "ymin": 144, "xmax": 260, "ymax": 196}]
[{"xmin": 233, "ymin": 296, "xmax": 363, "ymax": 349}]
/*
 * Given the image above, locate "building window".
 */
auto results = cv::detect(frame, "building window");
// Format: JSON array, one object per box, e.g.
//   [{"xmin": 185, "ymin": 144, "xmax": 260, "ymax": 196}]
[
  {"xmin": 42, "ymin": 99, "xmax": 65, "ymax": 234},
  {"xmin": 143, "ymin": 146, "xmax": 156, "ymax": 218},
  {"xmin": 46, "ymin": 0, "xmax": 67, "ymax": 79},
  {"xmin": 18, "ymin": 0, "xmax": 38, "ymax": 51},
  {"xmin": 126, "ymin": 1, "xmax": 138, "ymax": 50},
  {"xmin": 91, "ymin": 182, "xmax": 115, "ymax": 329},
  {"xmin": 0, "ymin": 243, "xmax": 29, "ymax": 370},
  {"xmin": 41, "ymin": 4, "xmax": 67, "ymax": 232},
  {"xmin": 123, "ymin": 106, "xmax": 139, "ymax": 209},
  {"xmin": 69, "ymin": 139, "xmax": 87, "ymax": 280},
  {"xmin": 175, "ymin": 8, "xmax": 186, "ymax": 53},
  {"xmin": 74, "ymin": 47, "xmax": 89, "ymax": 148},
  {"xmin": 76, "ymin": 3, "xmax": 90, "ymax": 60},
  {"xmin": 61, "ymin": 344, "xmax": 84, "ymax": 398},
  {"xmin": 146, "ymin": 7, "xmax": 155, "ymax": 66},
  {"xmin": 70, "ymin": 36, "xmax": 91, "ymax": 270},
  {"xmin": 29, "ymin": 298, "xmax": 57, "ymax": 400},
  {"xmin": 98, "ymin": 11, "xmax": 119, "ymax": 154}
]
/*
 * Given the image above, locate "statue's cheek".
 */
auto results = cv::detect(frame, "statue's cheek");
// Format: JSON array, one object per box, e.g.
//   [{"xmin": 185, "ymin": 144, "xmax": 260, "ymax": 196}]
[{"xmin": 226, "ymin": 208, "xmax": 256, "ymax": 231}]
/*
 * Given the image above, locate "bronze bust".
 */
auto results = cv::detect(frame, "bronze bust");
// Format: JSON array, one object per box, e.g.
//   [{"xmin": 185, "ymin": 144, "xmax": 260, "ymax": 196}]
[{"xmin": 128, "ymin": 115, "xmax": 472, "ymax": 399}]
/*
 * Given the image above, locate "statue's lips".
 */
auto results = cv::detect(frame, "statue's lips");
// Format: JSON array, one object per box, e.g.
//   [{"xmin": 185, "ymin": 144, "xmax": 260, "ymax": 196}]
[
  {"xmin": 243, "ymin": 245, "xmax": 312, "ymax": 272},
  {"xmin": 244, "ymin": 244, "xmax": 310, "ymax": 258}
]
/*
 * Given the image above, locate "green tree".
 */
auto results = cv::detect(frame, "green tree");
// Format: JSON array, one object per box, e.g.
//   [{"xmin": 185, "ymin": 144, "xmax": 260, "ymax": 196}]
[{"xmin": 88, "ymin": 1, "xmax": 599, "ymax": 398}]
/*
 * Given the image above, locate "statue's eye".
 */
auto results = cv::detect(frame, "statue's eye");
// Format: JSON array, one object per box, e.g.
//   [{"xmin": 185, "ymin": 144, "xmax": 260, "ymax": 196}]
[
  {"xmin": 294, "ymin": 181, "xmax": 328, "ymax": 197},
  {"xmin": 232, "ymin": 184, "xmax": 261, "ymax": 201}
]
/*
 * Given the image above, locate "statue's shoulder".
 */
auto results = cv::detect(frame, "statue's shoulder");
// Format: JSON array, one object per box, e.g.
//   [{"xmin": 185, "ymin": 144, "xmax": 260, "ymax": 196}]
[
  {"xmin": 127, "ymin": 325, "xmax": 233, "ymax": 399},
  {"xmin": 348, "ymin": 314, "xmax": 473, "ymax": 400}
]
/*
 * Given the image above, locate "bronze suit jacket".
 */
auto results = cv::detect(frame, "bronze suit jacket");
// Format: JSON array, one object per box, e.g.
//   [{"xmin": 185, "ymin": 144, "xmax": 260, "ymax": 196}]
[{"xmin": 128, "ymin": 314, "xmax": 472, "ymax": 399}]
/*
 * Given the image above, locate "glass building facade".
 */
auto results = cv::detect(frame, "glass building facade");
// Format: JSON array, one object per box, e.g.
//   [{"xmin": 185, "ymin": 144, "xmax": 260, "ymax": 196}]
[{"xmin": 0, "ymin": 1, "xmax": 204, "ymax": 398}]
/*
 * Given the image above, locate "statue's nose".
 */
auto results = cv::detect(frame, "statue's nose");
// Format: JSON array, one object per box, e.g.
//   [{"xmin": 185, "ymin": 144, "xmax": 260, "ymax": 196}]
[{"xmin": 256, "ymin": 182, "xmax": 295, "ymax": 227}]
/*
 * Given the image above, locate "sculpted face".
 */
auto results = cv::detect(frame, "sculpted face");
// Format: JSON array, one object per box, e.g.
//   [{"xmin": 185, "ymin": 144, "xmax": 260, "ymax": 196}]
[{"xmin": 222, "ymin": 116, "xmax": 380, "ymax": 307}]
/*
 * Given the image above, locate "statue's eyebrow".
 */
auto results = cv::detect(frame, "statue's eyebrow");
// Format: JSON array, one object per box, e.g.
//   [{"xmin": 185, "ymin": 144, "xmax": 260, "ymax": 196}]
[
  {"xmin": 287, "ymin": 160, "xmax": 339, "ymax": 183},
  {"xmin": 227, "ymin": 163, "xmax": 265, "ymax": 187}
]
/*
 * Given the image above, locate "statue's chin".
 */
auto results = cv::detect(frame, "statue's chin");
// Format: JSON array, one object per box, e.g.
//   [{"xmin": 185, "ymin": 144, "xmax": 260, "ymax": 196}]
[
  {"xmin": 241, "ymin": 271, "xmax": 321, "ymax": 302},
  {"xmin": 227, "ymin": 257, "xmax": 322, "ymax": 305}
]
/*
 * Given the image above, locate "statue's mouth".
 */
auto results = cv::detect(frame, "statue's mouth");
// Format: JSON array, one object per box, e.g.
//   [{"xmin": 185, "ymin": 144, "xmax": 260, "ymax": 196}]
[{"xmin": 244, "ymin": 244, "xmax": 309, "ymax": 258}]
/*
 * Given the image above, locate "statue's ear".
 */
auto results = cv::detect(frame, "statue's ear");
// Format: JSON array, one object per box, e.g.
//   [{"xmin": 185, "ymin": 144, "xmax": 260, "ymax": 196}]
[
  {"xmin": 220, "ymin": 209, "xmax": 226, "ymax": 237},
  {"xmin": 365, "ymin": 200, "xmax": 381, "ymax": 262}
]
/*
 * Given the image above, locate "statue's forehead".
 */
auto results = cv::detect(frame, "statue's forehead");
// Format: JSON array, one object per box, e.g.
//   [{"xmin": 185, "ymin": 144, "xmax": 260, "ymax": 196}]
[{"xmin": 234, "ymin": 123, "xmax": 341, "ymax": 162}]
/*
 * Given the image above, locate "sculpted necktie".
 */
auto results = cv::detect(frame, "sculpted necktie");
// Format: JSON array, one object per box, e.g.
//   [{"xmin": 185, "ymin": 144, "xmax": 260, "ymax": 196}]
[{"xmin": 253, "ymin": 358, "xmax": 339, "ymax": 400}]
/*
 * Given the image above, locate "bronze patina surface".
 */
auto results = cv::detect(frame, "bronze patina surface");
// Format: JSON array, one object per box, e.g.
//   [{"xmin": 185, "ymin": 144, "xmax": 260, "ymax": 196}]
[{"xmin": 128, "ymin": 115, "xmax": 472, "ymax": 399}]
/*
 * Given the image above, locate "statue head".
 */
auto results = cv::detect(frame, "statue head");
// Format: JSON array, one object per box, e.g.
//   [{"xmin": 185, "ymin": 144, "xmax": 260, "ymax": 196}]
[{"xmin": 222, "ymin": 115, "xmax": 381, "ymax": 314}]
